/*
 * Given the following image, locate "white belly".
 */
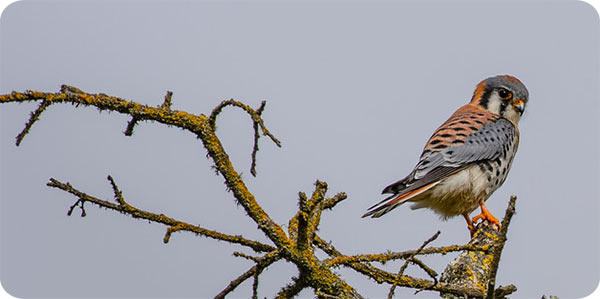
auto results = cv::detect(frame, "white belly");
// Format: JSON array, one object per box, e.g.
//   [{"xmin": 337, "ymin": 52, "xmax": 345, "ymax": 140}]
[{"xmin": 409, "ymin": 164, "xmax": 494, "ymax": 218}]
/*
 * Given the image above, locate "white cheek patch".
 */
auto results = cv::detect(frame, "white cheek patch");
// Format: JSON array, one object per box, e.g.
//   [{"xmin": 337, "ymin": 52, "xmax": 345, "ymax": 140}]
[{"xmin": 486, "ymin": 95, "xmax": 502, "ymax": 115}]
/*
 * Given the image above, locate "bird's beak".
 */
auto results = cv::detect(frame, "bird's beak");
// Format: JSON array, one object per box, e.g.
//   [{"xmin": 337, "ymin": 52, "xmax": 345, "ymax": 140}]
[{"xmin": 513, "ymin": 99, "xmax": 525, "ymax": 114}]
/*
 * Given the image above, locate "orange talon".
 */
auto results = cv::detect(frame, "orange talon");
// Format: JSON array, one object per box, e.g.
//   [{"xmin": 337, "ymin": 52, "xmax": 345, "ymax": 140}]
[{"xmin": 471, "ymin": 200, "xmax": 501, "ymax": 230}]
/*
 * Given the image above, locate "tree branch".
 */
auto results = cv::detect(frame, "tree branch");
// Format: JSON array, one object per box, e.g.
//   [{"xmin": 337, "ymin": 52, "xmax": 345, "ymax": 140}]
[
  {"xmin": 15, "ymin": 99, "xmax": 51, "ymax": 146},
  {"xmin": 46, "ymin": 176, "xmax": 275, "ymax": 253},
  {"xmin": 314, "ymin": 235, "xmax": 489, "ymax": 297},
  {"xmin": 388, "ymin": 230, "xmax": 441, "ymax": 298},
  {"xmin": 1, "ymin": 86, "xmax": 520, "ymax": 298},
  {"xmin": 215, "ymin": 250, "xmax": 281, "ymax": 298},
  {"xmin": 440, "ymin": 197, "xmax": 518, "ymax": 299},
  {"xmin": 1, "ymin": 86, "xmax": 291, "ymax": 253},
  {"xmin": 325, "ymin": 243, "xmax": 490, "ymax": 267},
  {"xmin": 208, "ymin": 98, "xmax": 281, "ymax": 177},
  {"xmin": 485, "ymin": 195, "xmax": 517, "ymax": 299}
]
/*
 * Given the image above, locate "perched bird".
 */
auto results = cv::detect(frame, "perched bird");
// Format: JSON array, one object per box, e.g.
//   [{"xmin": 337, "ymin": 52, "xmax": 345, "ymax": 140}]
[{"xmin": 362, "ymin": 75, "xmax": 528, "ymax": 235}]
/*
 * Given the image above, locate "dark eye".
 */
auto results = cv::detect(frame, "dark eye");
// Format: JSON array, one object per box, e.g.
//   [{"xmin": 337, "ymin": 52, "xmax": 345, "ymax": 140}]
[{"xmin": 497, "ymin": 88, "xmax": 512, "ymax": 100}]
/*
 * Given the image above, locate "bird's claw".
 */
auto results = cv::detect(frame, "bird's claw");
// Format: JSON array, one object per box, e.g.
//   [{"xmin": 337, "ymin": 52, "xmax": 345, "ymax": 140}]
[{"xmin": 472, "ymin": 210, "xmax": 501, "ymax": 230}]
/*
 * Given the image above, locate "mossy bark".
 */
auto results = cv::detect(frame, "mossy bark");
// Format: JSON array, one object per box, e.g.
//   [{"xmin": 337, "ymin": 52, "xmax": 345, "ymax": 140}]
[{"xmin": 440, "ymin": 222, "xmax": 499, "ymax": 298}]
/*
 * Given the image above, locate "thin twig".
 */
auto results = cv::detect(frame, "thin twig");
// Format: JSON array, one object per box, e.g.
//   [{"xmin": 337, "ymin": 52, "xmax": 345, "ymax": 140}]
[
  {"xmin": 325, "ymin": 243, "xmax": 490, "ymax": 267},
  {"xmin": 275, "ymin": 275, "xmax": 307, "ymax": 298},
  {"xmin": 388, "ymin": 231, "xmax": 440, "ymax": 298},
  {"xmin": 409, "ymin": 257, "xmax": 438, "ymax": 282},
  {"xmin": 215, "ymin": 251, "xmax": 280, "ymax": 299},
  {"xmin": 322, "ymin": 192, "xmax": 348, "ymax": 210},
  {"xmin": 66, "ymin": 198, "xmax": 86, "ymax": 217},
  {"xmin": 233, "ymin": 251, "xmax": 262, "ymax": 263},
  {"xmin": 15, "ymin": 100, "xmax": 51, "ymax": 146},
  {"xmin": 250, "ymin": 101, "xmax": 266, "ymax": 176},
  {"xmin": 207, "ymin": 99, "xmax": 280, "ymax": 177},
  {"xmin": 208, "ymin": 99, "xmax": 281, "ymax": 147},
  {"xmin": 160, "ymin": 90, "xmax": 173, "ymax": 110},
  {"xmin": 125, "ymin": 91, "xmax": 172, "ymax": 136},
  {"xmin": 252, "ymin": 268, "xmax": 260, "ymax": 299},
  {"xmin": 123, "ymin": 117, "xmax": 138, "ymax": 136},
  {"xmin": 163, "ymin": 224, "xmax": 185, "ymax": 243},
  {"xmin": 214, "ymin": 264, "xmax": 260, "ymax": 299},
  {"xmin": 494, "ymin": 284, "xmax": 517, "ymax": 298},
  {"xmin": 47, "ymin": 177, "xmax": 276, "ymax": 253}
]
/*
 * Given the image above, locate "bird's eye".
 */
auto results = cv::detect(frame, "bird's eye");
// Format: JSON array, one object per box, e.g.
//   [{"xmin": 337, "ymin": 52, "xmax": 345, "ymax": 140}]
[{"xmin": 497, "ymin": 88, "xmax": 512, "ymax": 100}]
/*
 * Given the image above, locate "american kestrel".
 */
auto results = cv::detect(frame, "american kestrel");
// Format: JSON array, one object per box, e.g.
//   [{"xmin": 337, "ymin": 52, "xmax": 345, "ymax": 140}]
[{"xmin": 362, "ymin": 75, "xmax": 528, "ymax": 234}]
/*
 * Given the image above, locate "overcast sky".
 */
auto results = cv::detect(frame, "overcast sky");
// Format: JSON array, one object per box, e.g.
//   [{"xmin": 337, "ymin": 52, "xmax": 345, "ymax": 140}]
[{"xmin": 1, "ymin": 1, "xmax": 599, "ymax": 298}]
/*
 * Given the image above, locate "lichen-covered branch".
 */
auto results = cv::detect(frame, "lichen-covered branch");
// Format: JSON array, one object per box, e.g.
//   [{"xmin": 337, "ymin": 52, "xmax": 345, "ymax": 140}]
[
  {"xmin": 208, "ymin": 98, "xmax": 281, "ymax": 177},
  {"xmin": 1, "ymin": 86, "xmax": 519, "ymax": 298},
  {"xmin": 215, "ymin": 250, "xmax": 281, "ymax": 299},
  {"xmin": 325, "ymin": 243, "xmax": 491, "ymax": 267},
  {"xmin": 485, "ymin": 196, "xmax": 516, "ymax": 299},
  {"xmin": 440, "ymin": 197, "xmax": 518, "ymax": 299},
  {"xmin": 314, "ymin": 235, "xmax": 490, "ymax": 297},
  {"xmin": 388, "ymin": 230, "xmax": 441, "ymax": 298},
  {"xmin": 47, "ymin": 176, "xmax": 276, "ymax": 253},
  {"xmin": 1, "ymin": 86, "xmax": 290, "ymax": 251}
]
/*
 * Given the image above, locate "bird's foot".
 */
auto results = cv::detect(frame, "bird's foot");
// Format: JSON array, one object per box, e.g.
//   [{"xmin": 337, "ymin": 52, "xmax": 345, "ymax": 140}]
[
  {"xmin": 462, "ymin": 213, "xmax": 476, "ymax": 237},
  {"xmin": 472, "ymin": 209, "xmax": 501, "ymax": 230}
]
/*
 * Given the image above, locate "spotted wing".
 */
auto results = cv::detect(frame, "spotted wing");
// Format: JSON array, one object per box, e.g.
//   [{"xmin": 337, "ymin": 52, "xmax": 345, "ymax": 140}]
[
  {"xmin": 385, "ymin": 117, "xmax": 517, "ymax": 196},
  {"xmin": 364, "ymin": 117, "xmax": 517, "ymax": 218}
]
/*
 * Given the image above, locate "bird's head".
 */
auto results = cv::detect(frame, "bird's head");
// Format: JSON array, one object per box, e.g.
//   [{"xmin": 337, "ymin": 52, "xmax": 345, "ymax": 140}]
[{"xmin": 470, "ymin": 75, "xmax": 529, "ymax": 124}]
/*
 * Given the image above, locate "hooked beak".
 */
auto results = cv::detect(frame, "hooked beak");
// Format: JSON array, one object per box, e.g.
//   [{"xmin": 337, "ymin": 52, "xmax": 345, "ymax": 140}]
[{"xmin": 513, "ymin": 99, "xmax": 525, "ymax": 114}]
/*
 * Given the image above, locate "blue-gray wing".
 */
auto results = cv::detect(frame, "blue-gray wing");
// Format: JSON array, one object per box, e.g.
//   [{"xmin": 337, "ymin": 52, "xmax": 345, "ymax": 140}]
[{"xmin": 382, "ymin": 118, "xmax": 517, "ymax": 195}]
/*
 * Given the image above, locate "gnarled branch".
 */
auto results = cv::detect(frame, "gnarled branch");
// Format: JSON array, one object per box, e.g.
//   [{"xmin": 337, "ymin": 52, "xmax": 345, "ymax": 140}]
[
  {"xmin": 1, "ymin": 86, "xmax": 520, "ymax": 298},
  {"xmin": 47, "ymin": 176, "xmax": 275, "ymax": 253}
]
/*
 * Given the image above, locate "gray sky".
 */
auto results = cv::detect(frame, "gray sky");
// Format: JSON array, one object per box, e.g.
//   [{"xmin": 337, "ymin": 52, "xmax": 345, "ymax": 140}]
[{"xmin": 1, "ymin": 1, "xmax": 598, "ymax": 298}]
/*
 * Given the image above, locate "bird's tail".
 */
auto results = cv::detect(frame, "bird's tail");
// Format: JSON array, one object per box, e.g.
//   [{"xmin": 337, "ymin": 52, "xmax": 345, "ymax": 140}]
[{"xmin": 361, "ymin": 181, "xmax": 438, "ymax": 218}]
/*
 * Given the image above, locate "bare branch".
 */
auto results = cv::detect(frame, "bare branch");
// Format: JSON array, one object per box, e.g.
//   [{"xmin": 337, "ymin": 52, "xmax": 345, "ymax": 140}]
[
  {"xmin": 208, "ymin": 99, "xmax": 281, "ymax": 147},
  {"xmin": 250, "ymin": 101, "xmax": 266, "ymax": 176},
  {"xmin": 123, "ymin": 116, "xmax": 138, "ymax": 136},
  {"xmin": 252, "ymin": 268, "xmax": 260, "ymax": 299},
  {"xmin": 439, "ymin": 198, "xmax": 519, "ymax": 299},
  {"xmin": 208, "ymin": 99, "xmax": 281, "ymax": 177},
  {"xmin": 494, "ymin": 284, "xmax": 517, "ymax": 298},
  {"xmin": 160, "ymin": 90, "xmax": 173, "ymax": 110},
  {"xmin": 409, "ymin": 257, "xmax": 438, "ymax": 283},
  {"xmin": 388, "ymin": 230, "xmax": 441, "ymax": 298},
  {"xmin": 1, "ymin": 87, "xmax": 292, "ymax": 253},
  {"xmin": 163, "ymin": 224, "xmax": 185, "ymax": 243},
  {"xmin": 296, "ymin": 180, "xmax": 328, "ymax": 251},
  {"xmin": 314, "ymin": 235, "xmax": 488, "ymax": 297},
  {"xmin": 215, "ymin": 251, "xmax": 280, "ymax": 299},
  {"xmin": 15, "ymin": 99, "xmax": 51, "ymax": 146},
  {"xmin": 66, "ymin": 197, "xmax": 86, "ymax": 217},
  {"xmin": 486, "ymin": 195, "xmax": 517, "ymax": 299},
  {"xmin": 322, "ymin": 192, "xmax": 348, "ymax": 210},
  {"xmin": 233, "ymin": 251, "xmax": 263, "ymax": 263},
  {"xmin": 276, "ymin": 274, "xmax": 307, "ymax": 298},
  {"xmin": 325, "ymin": 243, "xmax": 490, "ymax": 267},
  {"xmin": 46, "ymin": 177, "xmax": 276, "ymax": 253},
  {"xmin": 1, "ymin": 87, "xmax": 520, "ymax": 298},
  {"xmin": 124, "ymin": 91, "xmax": 173, "ymax": 136}
]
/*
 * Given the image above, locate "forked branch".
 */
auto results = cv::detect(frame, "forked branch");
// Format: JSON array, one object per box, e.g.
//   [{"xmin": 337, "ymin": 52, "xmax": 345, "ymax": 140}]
[
  {"xmin": 1, "ymin": 86, "xmax": 519, "ymax": 298},
  {"xmin": 47, "ymin": 176, "xmax": 275, "ymax": 253}
]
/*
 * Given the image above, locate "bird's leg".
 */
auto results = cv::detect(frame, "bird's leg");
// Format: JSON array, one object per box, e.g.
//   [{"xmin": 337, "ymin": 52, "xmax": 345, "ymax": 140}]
[
  {"xmin": 471, "ymin": 199, "xmax": 501, "ymax": 230},
  {"xmin": 462, "ymin": 212, "xmax": 475, "ymax": 237}
]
